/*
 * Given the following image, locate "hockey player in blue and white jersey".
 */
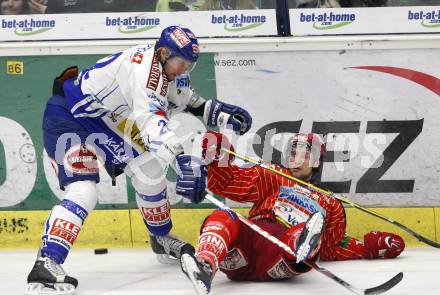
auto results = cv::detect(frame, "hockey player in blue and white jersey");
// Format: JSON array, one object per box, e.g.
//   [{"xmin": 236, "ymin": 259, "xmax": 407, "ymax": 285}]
[{"xmin": 25, "ymin": 26, "xmax": 252, "ymax": 295}]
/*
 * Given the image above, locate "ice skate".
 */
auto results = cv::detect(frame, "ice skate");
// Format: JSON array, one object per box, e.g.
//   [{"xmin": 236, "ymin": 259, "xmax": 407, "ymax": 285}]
[
  {"xmin": 181, "ymin": 252, "xmax": 213, "ymax": 295},
  {"xmin": 295, "ymin": 212, "xmax": 325, "ymax": 263},
  {"xmin": 25, "ymin": 255, "xmax": 77, "ymax": 295},
  {"xmin": 150, "ymin": 234, "xmax": 195, "ymax": 265}
]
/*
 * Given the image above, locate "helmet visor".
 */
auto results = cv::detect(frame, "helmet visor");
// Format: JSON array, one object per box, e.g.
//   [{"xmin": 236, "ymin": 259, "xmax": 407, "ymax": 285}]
[{"xmin": 167, "ymin": 56, "xmax": 197, "ymax": 73}]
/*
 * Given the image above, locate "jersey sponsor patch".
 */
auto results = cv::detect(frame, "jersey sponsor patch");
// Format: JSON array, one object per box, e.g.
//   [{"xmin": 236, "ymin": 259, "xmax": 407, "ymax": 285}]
[
  {"xmin": 267, "ymin": 258, "xmax": 298, "ymax": 279},
  {"xmin": 63, "ymin": 144, "xmax": 99, "ymax": 175},
  {"xmin": 132, "ymin": 52, "xmax": 144, "ymax": 64},
  {"xmin": 103, "ymin": 136, "xmax": 131, "ymax": 164},
  {"xmin": 116, "ymin": 118, "xmax": 146, "ymax": 152},
  {"xmin": 155, "ymin": 110, "xmax": 168, "ymax": 119},
  {"xmin": 273, "ymin": 200, "xmax": 309, "ymax": 226},
  {"xmin": 160, "ymin": 74, "xmax": 169, "ymax": 97},
  {"xmin": 147, "ymin": 55, "xmax": 161, "ymax": 91},
  {"xmin": 219, "ymin": 247, "xmax": 248, "ymax": 271},
  {"xmin": 176, "ymin": 74, "xmax": 190, "ymax": 88},
  {"xmin": 147, "ymin": 92, "xmax": 168, "ymax": 110},
  {"xmin": 170, "ymin": 27, "xmax": 191, "ymax": 48},
  {"xmin": 48, "ymin": 218, "xmax": 81, "ymax": 248},
  {"xmin": 278, "ymin": 186, "xmax": 326, "ymax": 217}
]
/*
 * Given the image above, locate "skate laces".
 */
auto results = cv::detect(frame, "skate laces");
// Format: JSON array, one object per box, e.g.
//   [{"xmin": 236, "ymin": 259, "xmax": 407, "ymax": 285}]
[
  {"xmin": 43, "ymin": 256, "xmax": 66, "ymax": 277},
  {"xmin": 158, "ymin": 235, "xmax": 186, "ymax": 255}
]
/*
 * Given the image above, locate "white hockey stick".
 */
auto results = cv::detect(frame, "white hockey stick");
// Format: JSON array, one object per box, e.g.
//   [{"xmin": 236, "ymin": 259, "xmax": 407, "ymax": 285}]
[{"xmin": 205, "ymin": 193, "xmax": 403, "ymax": 295}]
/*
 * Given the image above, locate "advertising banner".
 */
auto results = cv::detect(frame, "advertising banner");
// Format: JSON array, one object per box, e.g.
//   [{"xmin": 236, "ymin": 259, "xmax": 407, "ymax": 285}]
[
  {"xmin": 213, "ymin": 49, "xmax": 440, "ymax": 207},
  {"xmin": 0, "ymin": 10, "xmax": 277, "ymax": 41},
  {"xmin": 290, "ymin": 6, "xmax": 440, "ymax": 35}
]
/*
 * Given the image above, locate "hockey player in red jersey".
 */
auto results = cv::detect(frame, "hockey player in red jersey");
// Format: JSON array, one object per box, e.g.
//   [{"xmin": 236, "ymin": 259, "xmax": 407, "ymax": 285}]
[{"xmin": 181, "ymin": 131, "xmax": 405, "ymax": 294}]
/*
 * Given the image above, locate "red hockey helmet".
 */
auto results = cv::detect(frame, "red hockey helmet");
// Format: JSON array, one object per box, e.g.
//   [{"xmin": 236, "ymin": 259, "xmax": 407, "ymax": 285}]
[{"xmin": 283, "ymin": 133, "xmax": 326, "ymax": 168}]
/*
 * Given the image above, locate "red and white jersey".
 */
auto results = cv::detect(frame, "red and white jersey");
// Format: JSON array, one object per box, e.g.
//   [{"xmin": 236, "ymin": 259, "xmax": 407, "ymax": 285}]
[
  {"xmin": 69, "ymin": 44, "xmax": 203, "ymax": 155},
  {"xmin": 207, "ymin": 162, "xmax": 347, "ymax": 259}
]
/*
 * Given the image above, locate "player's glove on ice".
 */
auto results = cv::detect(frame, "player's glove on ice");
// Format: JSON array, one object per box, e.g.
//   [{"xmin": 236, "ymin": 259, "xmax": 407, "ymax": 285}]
[
  {"xmin": 364, "ymin": 231, "xmax": 405, "ymax": 259},
  {"xmin": 203, "ymin": 98, "xmax": 252, "ymax": 135},
  {"xmin": 176, "ymin": 155, "xmax": 207, "ymax": 203}
]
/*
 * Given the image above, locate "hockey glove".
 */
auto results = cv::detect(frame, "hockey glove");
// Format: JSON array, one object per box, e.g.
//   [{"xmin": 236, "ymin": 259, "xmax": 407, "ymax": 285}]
[
  {"xmin": 176, "ymin": 155, "xmax": 207, "ymax": 203},
  {"xmin": 201, "ymin": 131, "xmax": 235, "ymax": 165},
  {"xmin": 363, "ymin": 231, "xmax": 405, "ymax": 259},
  {"xmin": 203, "ymin": 98, "xmax": 252, "ymax": 135}
]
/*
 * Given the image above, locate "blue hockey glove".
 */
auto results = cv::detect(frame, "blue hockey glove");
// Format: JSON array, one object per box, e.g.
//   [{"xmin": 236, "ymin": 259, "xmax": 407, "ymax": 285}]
[
  {"xmin": 175, "ymin": 155, "xmax": 207, "ymax": 204},
  {"xmin": 203, "ymin": 98, "xmax": 252, "ymax": 135}
]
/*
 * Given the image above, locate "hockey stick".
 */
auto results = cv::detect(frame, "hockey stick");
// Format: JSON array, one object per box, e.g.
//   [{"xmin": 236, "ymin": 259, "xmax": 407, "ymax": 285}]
[
  {"xmin": 205, "ymin": 193, "xmax": 403, "ymax": 295},
  {"xmin": 222, "ymin": 148, "xmax": 440, "ymax": 248}
]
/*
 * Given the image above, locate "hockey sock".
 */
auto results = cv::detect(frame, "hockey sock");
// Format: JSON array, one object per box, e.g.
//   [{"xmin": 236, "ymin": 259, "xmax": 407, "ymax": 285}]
[
  {"xmin": 136, "ymin": 189, "xmax": 172, "ymax": 236},
  {"xmin": 41, "ymin": 181, "xmax": 97, "ymax": 264},
  {"xmin": 197, "ymin": 209, "xmax": 240, "ymax": 275}
]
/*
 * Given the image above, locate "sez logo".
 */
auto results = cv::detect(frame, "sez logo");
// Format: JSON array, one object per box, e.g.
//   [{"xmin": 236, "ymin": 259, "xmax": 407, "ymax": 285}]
[
  {"xmin": 299, "ymin": 12, "xmax": 356, "ymax": 30},
  {"xmin": 105, "ymin": 15, "xmax": 160, "ymax": 34},
  {"xmin": 407, "ymin": 9, "xmax": 440, "ymax": 28},
  {"xmin": 211, "ymin": 13, "xmax": 266, "ymax": 32},
  {"xmin": 1, "ymin": 18, "xmax": 55, "ymax": 36}
]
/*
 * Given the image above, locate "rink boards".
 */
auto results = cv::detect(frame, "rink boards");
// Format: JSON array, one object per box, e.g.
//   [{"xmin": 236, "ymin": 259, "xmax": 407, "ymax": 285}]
[
  {"xmin": 0, "ymin": 207, "xmax": 438, "ymax": 249},
  {"xmin": 2, "ymin": 44, "xmax": 440, "ymax": 250}
]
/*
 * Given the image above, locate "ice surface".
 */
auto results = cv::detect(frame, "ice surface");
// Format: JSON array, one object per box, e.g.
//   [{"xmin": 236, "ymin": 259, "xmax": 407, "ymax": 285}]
[{"xmin": 2, "ymin": 248, "xmax": 439, "ymax": 295}]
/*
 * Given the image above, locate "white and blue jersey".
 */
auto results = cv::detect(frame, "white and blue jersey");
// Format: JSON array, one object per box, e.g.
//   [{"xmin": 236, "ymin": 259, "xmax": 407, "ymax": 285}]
[
  {"xmin": 63, "ymin": 44, "xmax": 203, "ymax": 165},
  {"xmin": 43, "ymin": 45, "xmax": 204, "ymax": 189}
]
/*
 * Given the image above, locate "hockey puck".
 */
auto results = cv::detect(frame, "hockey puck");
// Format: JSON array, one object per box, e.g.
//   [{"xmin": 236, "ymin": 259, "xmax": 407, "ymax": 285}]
[{"xmin": 94, "ymin": 248, "xmax": 108, "ymax": 255}]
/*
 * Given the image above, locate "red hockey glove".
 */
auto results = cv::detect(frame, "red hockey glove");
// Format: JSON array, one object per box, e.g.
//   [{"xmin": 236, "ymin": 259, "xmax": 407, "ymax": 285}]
[
  {"xmin": 363, "ymin": 231, "xmax": 405, "ymax": 259},
  {"xmin": 201, "ymin": 131, "xmax": 235, "ymax": 165}
]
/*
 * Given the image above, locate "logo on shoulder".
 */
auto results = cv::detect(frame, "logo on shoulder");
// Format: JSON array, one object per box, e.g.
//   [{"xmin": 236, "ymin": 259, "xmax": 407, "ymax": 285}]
[{"xmin": 132, "ymin": 52, "xmax": 144, "ymax": 64}]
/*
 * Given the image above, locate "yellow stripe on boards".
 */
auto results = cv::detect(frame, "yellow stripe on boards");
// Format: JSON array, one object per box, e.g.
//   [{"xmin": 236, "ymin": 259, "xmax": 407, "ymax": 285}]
[{"xmin": 0, "ymin": 208, "xmax": 437, "ymax": 249}]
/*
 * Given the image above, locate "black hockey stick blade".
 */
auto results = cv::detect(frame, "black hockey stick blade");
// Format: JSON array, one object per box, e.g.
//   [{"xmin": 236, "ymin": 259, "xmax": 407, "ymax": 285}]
[
  {"xmin": 364, "ymin": 272, "xmax": 403, "ymax": 295},
  {"xmin": 309, "ymin": 261, "xmax": 403, "ymax": 295}
]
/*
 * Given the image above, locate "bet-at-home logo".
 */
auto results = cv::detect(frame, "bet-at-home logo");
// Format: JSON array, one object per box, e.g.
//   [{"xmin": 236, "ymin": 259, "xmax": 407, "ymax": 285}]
[
  {"xmin": 1, "ymin": 18, "xmax": 55, "ymax": 36},
  {"xmin": 211, "ymin": 14, "xmax": 266, "ymax": 31},
  {"xmin": 407, "ymin": 9, "xmax": 440, "ymax": 28},
  {"xmin": 299, "ymin": 12, "xmax": 356, "ymax": 30},
  {"xmin": 105, "ymin": 16, "xmax": 160, "ymax": 34}
]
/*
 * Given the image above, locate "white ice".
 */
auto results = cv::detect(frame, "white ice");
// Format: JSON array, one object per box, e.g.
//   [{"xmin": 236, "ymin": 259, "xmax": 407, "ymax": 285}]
[{"xmin": 1, "ymin": 248, "xmax": 439, "ymax": 295}]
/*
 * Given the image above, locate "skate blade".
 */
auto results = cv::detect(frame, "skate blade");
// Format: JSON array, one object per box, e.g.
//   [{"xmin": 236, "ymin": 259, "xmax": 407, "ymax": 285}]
[
  {"xmin": 181, "ymin": 254, "xmax": 209, "ymax": 295},
  {"xmin": 156, "ymin": 253, "xmax": 180, "ymax": 265},
  {"xmin": 25, "ymin": 283, "xmax": 76, "ymax": 295},
  {"xmin": 295, "ymin": 213, "xmax": 324, "ymax": 263}
]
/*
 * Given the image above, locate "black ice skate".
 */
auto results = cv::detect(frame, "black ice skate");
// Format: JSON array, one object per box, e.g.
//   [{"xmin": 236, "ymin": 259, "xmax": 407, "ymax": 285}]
[
  {"xmin": 295, "ymin": 212, "xmax": 325, "ymax": 263},
  {"xmin": 25, "ymin": 255, "xmax": 78, "ymax": 295},
  {"xmin": 181, "ymin": 252, "xmax": 213, "ymax": 295},
  {"xmin": 150, "ymin": 234, "xmax": 195, "ymax": 265}
]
